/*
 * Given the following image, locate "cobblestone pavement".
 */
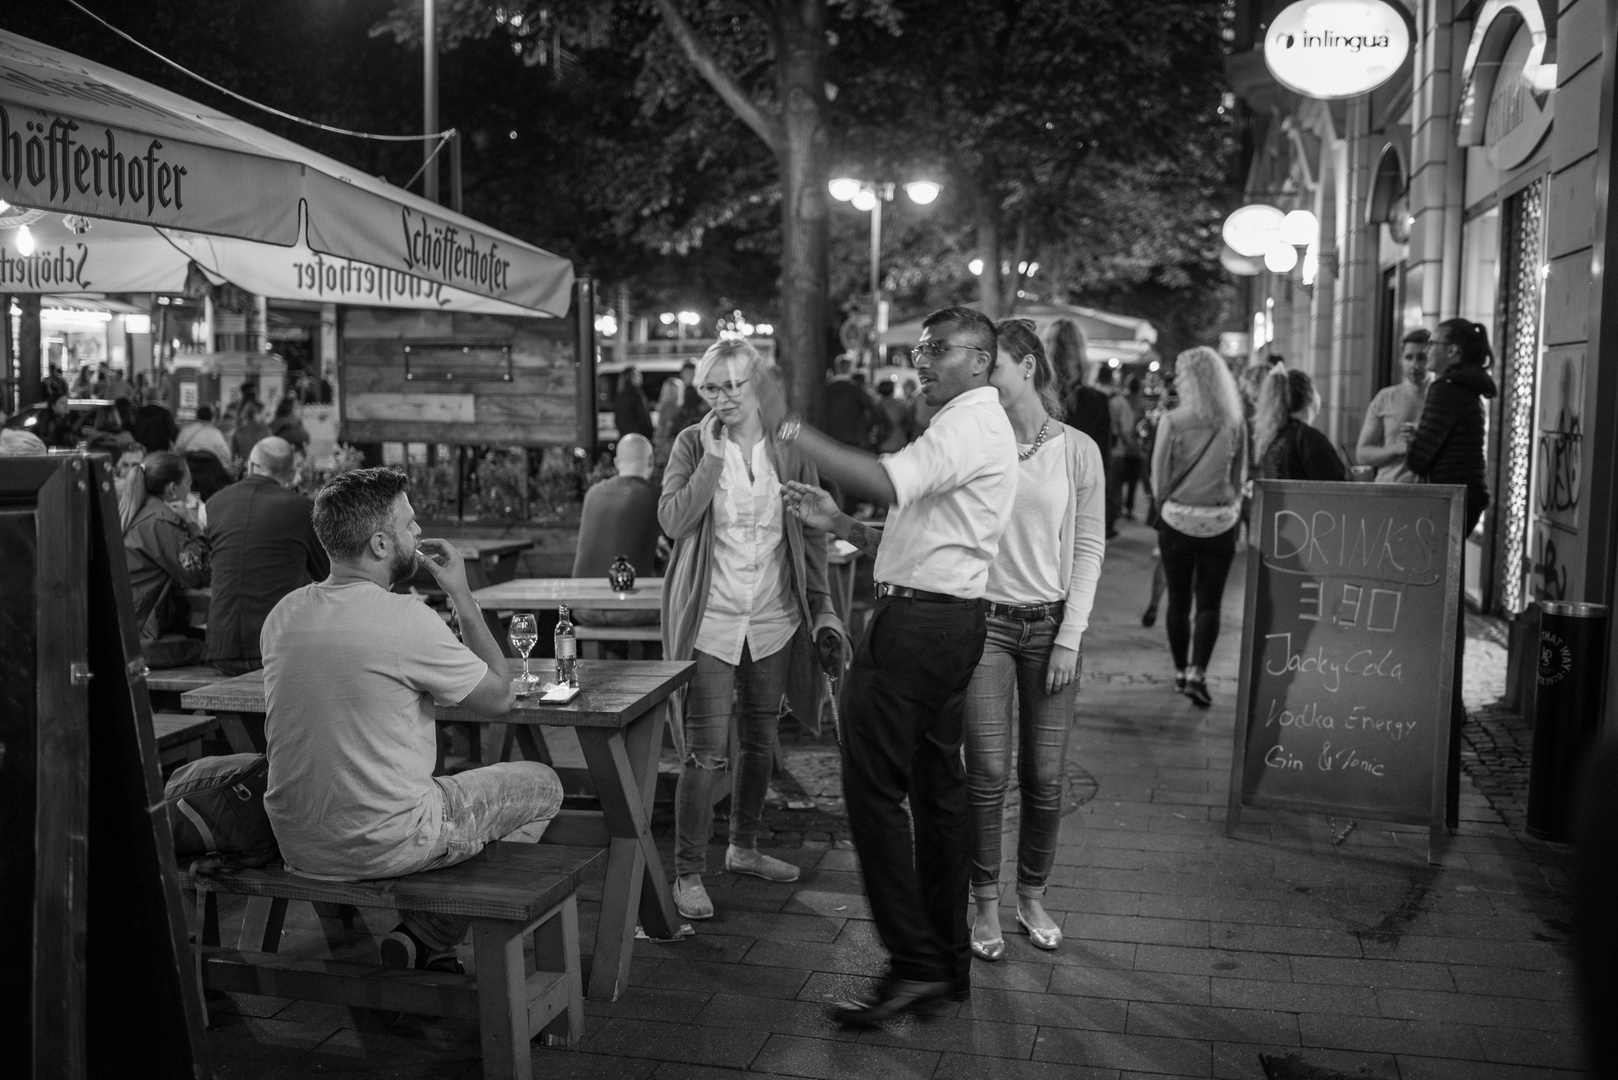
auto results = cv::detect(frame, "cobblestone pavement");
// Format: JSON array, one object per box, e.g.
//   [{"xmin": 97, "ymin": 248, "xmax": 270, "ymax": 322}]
[{"xmin": 203, "ymin": 517, "xmax": 1588, "ymax": 1080}]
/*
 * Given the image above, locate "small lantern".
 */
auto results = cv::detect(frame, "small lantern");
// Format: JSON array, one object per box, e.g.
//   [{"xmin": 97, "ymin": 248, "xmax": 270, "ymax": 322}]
[{"xmin": 608, "ymin": 555, "xmax": 636, "ymax": 592}]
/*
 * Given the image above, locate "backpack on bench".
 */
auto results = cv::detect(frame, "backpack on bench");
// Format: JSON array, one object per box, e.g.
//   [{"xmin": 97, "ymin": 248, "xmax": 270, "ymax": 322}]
[{"xmin": 163, "ymin": 753, "xmax": 281, "ymax": 868}]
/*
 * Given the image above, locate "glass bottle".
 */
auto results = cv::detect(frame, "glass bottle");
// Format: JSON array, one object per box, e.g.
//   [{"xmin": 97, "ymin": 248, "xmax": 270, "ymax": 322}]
[{"xmin": 554, "ymin": 605, "xmax": 578, "ymax": 688}]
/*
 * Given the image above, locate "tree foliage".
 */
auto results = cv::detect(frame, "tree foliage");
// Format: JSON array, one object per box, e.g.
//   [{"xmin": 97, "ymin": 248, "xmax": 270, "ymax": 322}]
[{"xmin": 827, "ymin": 0, "xmax": 1238, "ymax": 340}]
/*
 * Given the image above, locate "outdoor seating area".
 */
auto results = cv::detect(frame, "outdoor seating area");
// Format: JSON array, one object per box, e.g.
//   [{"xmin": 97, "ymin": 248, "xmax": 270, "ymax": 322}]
[{"xmin": 8, "ymin": 1, "xmax": 1617, "ymax": 1076}]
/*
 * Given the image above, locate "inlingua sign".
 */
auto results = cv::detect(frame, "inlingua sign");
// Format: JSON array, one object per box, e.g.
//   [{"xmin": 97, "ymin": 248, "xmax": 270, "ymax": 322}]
[{"xmin": 1264, "ymin": 0, "xmax": 1411, "ymax": 100}]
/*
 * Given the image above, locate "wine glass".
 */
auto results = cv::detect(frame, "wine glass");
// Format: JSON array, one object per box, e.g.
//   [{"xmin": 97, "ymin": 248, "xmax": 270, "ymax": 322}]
[{"xmin": 508, "ymin": 613, "xmax": 538, "ymax": 688}]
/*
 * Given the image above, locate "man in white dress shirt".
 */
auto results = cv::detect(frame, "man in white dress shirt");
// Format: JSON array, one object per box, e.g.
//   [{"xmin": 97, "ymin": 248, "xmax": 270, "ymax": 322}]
[{"xmin": 765, "ymin": 306, "xmax": 1018, "ymax": 1023}]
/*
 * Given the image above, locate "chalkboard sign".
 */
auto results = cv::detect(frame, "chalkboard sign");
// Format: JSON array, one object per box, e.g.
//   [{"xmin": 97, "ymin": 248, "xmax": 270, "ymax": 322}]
[
  {"xmin": 1226, "ymin": 480, "xmax": 1466, "ymax": 862},
  {"xmin": 0, "ymin": 454, "xmax": 209, "ymax": 1078}
]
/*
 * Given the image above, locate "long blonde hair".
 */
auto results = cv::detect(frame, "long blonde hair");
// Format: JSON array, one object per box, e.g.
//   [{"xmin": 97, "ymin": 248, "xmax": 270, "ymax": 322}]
[
  {"xmin": 1047, "ymin": 319, "xmax": 1088, "ymax": 394},
  {"xmin": 1252, "ymin": 365, "xmax": 1319, "ymax": 464},
  {"xmin": 1171, "ymin": 346, "xmax": 1245, "ymax": 432}
]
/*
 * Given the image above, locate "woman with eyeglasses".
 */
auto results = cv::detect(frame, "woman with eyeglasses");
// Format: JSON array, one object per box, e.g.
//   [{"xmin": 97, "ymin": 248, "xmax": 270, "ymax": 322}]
[
  {"xmin": 659, "ymin": 338, "xmax": 848, "ymax": 921},
  {"xmin": 964, "ymin": 319, "xmax": 1106, "ymax": 961}
]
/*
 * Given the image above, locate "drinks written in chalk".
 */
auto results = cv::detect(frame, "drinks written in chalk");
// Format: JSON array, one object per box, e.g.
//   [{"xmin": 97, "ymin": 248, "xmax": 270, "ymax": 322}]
[{"xmin": 1231, "ymin": 483, "xmax": 1464, "ymax": 845}]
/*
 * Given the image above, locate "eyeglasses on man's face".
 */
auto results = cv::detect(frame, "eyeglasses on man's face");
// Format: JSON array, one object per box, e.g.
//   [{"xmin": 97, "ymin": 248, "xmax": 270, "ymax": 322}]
[
  {"xmin": 697, "ymin": 378, "xmax": 750, "ymax": 400},
  {"xmin": 912, "ymin": 339, "xmax": 989, "ymax": 365}
]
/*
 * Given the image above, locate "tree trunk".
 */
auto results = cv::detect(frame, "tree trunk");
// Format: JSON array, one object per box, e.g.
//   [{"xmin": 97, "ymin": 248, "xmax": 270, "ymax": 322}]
[
  {"xmin": 775, "ymin": 1, "xmax": 829, "ymax": 425},
  {"xmin": 17, "ymin": 294, "xmax": 42, "ymax": 412},
  {"xmin": 1000, "ymin": 215, "xmax": 1028, "ymax": 315},
  {"xmin": 651, "ymin": 0, "xmax": 828, "ymax": 426},
  {"xmin": 975, "ymin": 186, "xmax": 1003, "ymax": 320}
]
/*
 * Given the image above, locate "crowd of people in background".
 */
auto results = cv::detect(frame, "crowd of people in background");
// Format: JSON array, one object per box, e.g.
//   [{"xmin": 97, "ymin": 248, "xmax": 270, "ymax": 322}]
[{"xmin": 0, "ymin": 307, "xmax": 1504, "ymax": 1032}]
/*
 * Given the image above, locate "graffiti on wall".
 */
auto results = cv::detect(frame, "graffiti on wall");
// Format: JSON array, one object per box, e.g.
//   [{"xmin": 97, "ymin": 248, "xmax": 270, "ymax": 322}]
[
  {"xmin": 1531, "ymin": 350, "xmax": 1582, "ymax": 604},
  {"xmin": 1535, "ymin": 352, "xmax": 1582, "ymax": 522},
  {"xmin": 1531, "ymin": 527, "xmax": 1569, "ymax": 602}
]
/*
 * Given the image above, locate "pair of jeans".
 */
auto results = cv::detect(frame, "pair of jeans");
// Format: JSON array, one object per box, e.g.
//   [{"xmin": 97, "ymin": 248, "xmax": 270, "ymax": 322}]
[
  {"xmin": 841, "ymin": 596, "xmax": 987, "ymax": 984},
  {"xmin": 674, "ymin": 642, "xmax": 792, "ymax": 877},
  {"xmin": 1157, "ymin": 521, "xmax": 1238, "ymax": 670},
  {"xmin": 963, "ymin": 613, "xmax": 1076, "ymax": 901},
  {"xmin": 390, "ymin": 761, "xmax": 563, "ymax": 951}
]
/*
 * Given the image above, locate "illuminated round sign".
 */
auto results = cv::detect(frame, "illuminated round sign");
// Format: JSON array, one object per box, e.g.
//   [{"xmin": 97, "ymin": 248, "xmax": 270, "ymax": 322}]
[
  {"xmin": 1222, "ymin": 204, "xmax": 1284, "ymax": 258},
  {"xmin": 1264, "ymin": 0, "xmax": 1411, "ymax": 100}
]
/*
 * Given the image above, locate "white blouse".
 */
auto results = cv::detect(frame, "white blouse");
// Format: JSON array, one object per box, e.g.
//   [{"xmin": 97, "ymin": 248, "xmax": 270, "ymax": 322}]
[
  {"xmin": 694, "ymin": 437, "xmax": 800, "ymax": 664},
  {"xmin": 986, "ymin": 430, "xmax": 1068, "ymax": 605}
]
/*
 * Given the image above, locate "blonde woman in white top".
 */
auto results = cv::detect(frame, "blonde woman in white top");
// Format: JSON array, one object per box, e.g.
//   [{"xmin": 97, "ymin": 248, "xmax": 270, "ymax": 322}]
[
  {"xmin": 965, "ymin": 319, "xmax": 1107, "ymax": 960},
  {"xmin": 658, "ymin": 339, "xmax": 845, "ymax": 921}
]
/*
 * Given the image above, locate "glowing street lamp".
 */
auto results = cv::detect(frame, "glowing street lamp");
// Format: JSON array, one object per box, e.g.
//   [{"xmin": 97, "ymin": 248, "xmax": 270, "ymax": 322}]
[{"xmin": 828, "ymin": 175, "xmax": 943, "ymax": 363}]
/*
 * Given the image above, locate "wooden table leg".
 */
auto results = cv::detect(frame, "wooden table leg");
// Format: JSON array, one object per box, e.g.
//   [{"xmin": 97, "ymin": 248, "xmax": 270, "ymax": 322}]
[
  {"xmin": 215, "ymin": 711, "xmax": 262, "ymax": 754},
  {"xmin": 576, "ymin": 704, "xmax": 678, "ymax": 1001}
]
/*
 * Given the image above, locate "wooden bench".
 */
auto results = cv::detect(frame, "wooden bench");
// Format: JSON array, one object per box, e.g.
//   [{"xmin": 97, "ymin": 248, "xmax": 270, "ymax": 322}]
[
  {"xmin": 182, "ymin": 842, "xmax": 605, "ymax": 1080},
  {"xmin": 152, "ymin": 711, "xmax": 218, "ymax": 768},
  {"xmin": 575, "ymin": 624, "xmax": 661, "ymax": 660}
]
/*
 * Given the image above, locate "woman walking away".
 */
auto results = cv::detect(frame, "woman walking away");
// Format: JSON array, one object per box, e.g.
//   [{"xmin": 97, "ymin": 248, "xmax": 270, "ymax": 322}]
[
  {"xmin": 1251, "ymin": 367, "xmax": 1347, "ymax": 482},
  {"xmin": 1150, "ymin": 347, "xmax": 1247, "ymax": 709},
  {"xmin": 659, "ymin": 339, "xmax": 847, "ymax": 920},
  {"xmin": 965, "ymin": 319, "xmax": 1106, "ymax": 961},
  {"xmin": 1407, "ymin": 319, "xmax": 1497, "ymax": 535}
]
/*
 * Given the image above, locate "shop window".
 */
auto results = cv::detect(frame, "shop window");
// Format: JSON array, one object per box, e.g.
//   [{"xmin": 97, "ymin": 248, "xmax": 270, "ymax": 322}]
[{"xmin": 1496, "ymin": 178, "xmax": 1545, "ymax": 615}]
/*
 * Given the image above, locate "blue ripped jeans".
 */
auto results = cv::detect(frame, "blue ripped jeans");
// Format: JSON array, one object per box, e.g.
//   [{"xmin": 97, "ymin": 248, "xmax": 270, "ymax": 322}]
[
  {"xmin": 963, "ymin": 613, "xmax": 1076, "ymax": 902},
  {"xmin": 675, "ymin": 643, "xmax": 792, "ymax": 877},
  {"xmin": 391, "ymin": 761, "xmax": 563, "ymax": 951}
]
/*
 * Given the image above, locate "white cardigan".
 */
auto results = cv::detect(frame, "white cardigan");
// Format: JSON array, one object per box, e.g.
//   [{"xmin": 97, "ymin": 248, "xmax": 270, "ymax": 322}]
[{"xmin": 1047, "ymin": 423, "xmax": 1108, "ymax": 653}]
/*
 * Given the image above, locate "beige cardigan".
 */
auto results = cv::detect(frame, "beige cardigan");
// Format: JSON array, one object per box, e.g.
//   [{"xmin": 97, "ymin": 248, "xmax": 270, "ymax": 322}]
[
  {"xmin": 658, "ymin": 425, "xmax": 842, "ymax": 724},
  {"xmin": 1048, "ymin": 423, "xmax": 1108, "ymax": 653}
]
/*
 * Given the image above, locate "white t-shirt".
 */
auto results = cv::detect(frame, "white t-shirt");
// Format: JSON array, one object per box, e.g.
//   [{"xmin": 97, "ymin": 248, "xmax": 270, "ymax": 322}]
[
  {"xmin": 876, "ymin": 385, "xmax": 1018, "ymax": 599},
  {"xmin": 986, "ymin": 430, "xmax": 1067, "ymax": 605},
  {"xmin": 1366, "ymin": 380, "xmax": 1429, "ymax": 483},
  {"xmin": 695, "ymin": 438, "xmax": 799, "ymax": 664},
  {"xmin": 261, "ymin": 580, "xmax": 488, "ymax": 880}
]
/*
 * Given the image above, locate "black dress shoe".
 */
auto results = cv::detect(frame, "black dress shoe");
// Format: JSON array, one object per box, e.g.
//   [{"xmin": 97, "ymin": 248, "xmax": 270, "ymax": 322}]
[{"xmin": 831, "ymin": 978, "xmax": 955, "ymax": 1026}]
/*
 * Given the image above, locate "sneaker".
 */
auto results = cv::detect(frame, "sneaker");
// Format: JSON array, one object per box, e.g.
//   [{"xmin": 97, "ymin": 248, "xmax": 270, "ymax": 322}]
[
  {"xmin": 673, "ymin": 876, "xmax": 714, "ymax": 920},
  {"xmin": 1173, "ymin": 670, "xmax": 1187, "ymax": 693},
  {"xmin": 1185, "ymin": 677, "xmax": 1212, "ymax": 708},
  {"xmin": 725, "ymin": 845, "xmax": 801, "ymax": 882},
  {"xmin": 375, "ymin": 925, "xmax": 463, "ymax": 1025}
]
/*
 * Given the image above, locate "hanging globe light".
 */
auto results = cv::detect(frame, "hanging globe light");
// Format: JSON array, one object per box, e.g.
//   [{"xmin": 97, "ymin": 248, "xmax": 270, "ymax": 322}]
[
  {"xmin": 1222, "ymin": 204, "xmax": 1285, "ymax": 258},
  {"xmin": 1264, "ymin": 240, "xmax": 1299, "ymax": 274},
  {"xmin": 1280, "ymin": 209, "xmax": 1319, "ymax": 247}
]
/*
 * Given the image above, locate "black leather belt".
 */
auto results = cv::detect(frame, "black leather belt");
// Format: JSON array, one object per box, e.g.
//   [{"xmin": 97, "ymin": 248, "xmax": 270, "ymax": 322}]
[
  {"xmin": 986, "ymin": 600, "xmax": 1065, "ymax": 622},
  {"xmin": 876, "ymin": 582, "xmax": 978, "ymax": 604}
]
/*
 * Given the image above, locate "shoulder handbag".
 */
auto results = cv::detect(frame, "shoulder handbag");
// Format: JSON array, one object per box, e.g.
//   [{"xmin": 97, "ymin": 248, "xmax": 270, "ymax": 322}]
[{"xmin": 1147, "ymin": 430, "xmax": 1219, "ymax": 528}]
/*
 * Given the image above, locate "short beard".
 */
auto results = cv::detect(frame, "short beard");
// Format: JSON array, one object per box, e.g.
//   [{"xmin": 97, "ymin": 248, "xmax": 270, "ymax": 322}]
[{"xmin": 388, "ymin": 542, "xmax": 419, "ymax": 586}]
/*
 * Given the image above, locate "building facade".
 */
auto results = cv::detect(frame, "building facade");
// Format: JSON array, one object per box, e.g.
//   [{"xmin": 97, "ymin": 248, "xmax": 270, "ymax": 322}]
[{"xmin": 1229, "ymin": 0, "xmax": 1618, "ymax": 728}]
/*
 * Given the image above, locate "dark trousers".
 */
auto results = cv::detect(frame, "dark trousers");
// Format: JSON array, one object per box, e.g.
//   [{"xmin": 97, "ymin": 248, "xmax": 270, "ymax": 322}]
[
  {"xmin": 1157, "ymin": 522, "xmax": 1238, "ymax": 670},
  {"xmin": 1119, "ymin": 455, "xmax": 1145, "ymax": 516},
  {"xmin": 840, "ymin": 595, "xmax": 988, "ymax": 984}
]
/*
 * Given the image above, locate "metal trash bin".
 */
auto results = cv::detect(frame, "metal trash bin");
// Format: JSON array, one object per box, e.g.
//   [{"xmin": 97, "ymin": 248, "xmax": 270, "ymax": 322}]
[{"xmin": 1527, "ymin": 602, "xmax": 1609, "ymax": 841}]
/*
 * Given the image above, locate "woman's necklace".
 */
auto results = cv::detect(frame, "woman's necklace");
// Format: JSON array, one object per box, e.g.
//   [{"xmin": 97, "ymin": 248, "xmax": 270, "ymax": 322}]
[{"xmin": 1018, "ymin": 418, "xmax": 1052, "ymax": 461}]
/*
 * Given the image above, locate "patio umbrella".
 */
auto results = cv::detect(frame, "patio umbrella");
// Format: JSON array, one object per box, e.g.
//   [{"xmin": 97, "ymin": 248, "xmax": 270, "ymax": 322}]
[
  {"xmin": 4, "ymin": 211, "xmax": 558, "ymax": 317},
  {"xmin": 0, "ymin": 28, "xmax": 573, "ymax": 315},
  {"xmin": 879, "ymin": 300, "xmax": 1157, "ymax": 358}
]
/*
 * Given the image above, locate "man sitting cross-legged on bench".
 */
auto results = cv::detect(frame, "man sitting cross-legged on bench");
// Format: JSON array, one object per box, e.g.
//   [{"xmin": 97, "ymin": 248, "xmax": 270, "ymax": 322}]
[{"xmin": 261, "ymin": 466, "xmax": 562, "ymax": 973}]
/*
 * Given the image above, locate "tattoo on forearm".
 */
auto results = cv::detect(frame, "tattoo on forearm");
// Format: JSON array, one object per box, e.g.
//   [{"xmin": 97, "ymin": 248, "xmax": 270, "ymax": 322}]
[{"xmin": 845, "ymin": 520, "xmax": 883, "ymax": 559}]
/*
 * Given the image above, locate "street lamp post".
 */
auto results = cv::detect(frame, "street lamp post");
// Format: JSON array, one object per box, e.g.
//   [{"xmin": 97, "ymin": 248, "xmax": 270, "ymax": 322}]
[
  {"xmin": 829, "ymin": 177, "xmax": 940, "ymax": 366},
  {"xmin": 423, "ymin": 0, "xmax": 438, "ymax": 205}
]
